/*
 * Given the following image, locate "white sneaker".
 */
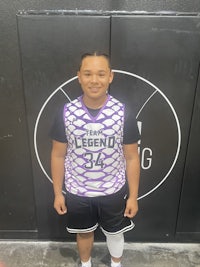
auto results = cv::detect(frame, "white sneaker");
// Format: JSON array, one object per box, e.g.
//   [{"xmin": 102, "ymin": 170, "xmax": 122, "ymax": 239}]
[
  {"xmin": 111, "ymin": 263, "xmax": 122, "ymax": 267},
  {"xmin": 75, "ymin": 261, "xmax": 94, "ymax": 267}
]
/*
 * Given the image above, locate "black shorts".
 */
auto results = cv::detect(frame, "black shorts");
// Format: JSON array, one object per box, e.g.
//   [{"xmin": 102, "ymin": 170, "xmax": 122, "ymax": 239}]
[{"xmin": 65, "ymin": 183, "xmax": 135, "ymax": 234}]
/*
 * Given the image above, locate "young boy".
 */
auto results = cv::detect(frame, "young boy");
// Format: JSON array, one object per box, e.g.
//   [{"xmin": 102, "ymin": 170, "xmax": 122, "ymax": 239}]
[{"xmin": 50, "ymin": 52, "xmax": 140, "ymax": 267}]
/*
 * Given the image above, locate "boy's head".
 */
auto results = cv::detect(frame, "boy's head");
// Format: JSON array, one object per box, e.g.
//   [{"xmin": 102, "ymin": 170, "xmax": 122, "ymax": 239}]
[
  {"xmin": 77, "ymin": 52, "xmax": 114, "ymax": 103},
  {"xmin": 79, "ymin": 52, "xmax": 111, "ymax": 70}
]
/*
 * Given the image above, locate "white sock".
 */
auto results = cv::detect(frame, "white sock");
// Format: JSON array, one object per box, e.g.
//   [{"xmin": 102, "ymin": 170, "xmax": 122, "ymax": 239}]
[
  {"xmin": 111, "ymin": 258, "xmax": 122, "ymax": 267},
  {"xmin": 81, "ymin": 257, "xmax": 92, "ymax": 267}
]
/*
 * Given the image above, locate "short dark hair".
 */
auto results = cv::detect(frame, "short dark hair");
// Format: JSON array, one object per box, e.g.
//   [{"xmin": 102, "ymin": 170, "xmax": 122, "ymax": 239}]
[{"xmin": 79, "ymin": 52, "xmax": 111, "ymax": 70}]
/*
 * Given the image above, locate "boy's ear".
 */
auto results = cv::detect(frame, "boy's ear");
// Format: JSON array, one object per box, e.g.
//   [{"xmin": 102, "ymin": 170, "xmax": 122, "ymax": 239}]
[
  {"xmin": 77, "ymin": 71, "xmax": 81, "ymax": 84},
  {"xmin": 109, "ymin": 70, "xmax": 114, "ymax": 83}
]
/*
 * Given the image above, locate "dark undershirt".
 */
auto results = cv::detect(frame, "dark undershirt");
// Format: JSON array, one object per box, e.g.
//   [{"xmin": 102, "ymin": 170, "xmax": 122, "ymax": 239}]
[
  {"xmin": 49, "ymin": 105, "xmax": 140, "ymax": 144},
  {"xmin": 86, "ymin": 107, "xmax": 101, "ymax": 117}
]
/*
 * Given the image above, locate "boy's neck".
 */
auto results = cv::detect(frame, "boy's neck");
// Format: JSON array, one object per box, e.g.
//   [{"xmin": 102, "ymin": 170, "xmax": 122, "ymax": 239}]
[{"xmin": 82, "ymin": 94, "xmax": 108, "ymax": 109}]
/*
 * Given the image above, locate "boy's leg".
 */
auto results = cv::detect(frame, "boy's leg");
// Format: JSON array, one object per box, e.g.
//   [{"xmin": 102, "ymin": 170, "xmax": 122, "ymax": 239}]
[
  {"xmin": 99, "ymin": 184, "xmax": 134, "ymax": 266},
  {"xmin": 77, "ymin": 231, "xmax": 94, "ymax": 264},
  {"xmin": 104, "ymin": 232, "xmax": 124, "ymax": 266}
]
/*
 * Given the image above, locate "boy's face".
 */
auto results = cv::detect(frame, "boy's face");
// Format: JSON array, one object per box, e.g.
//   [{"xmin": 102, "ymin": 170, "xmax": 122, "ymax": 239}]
[{"xmin": 77, "ymin": 56, "xmax": 114, "ymax": 102}]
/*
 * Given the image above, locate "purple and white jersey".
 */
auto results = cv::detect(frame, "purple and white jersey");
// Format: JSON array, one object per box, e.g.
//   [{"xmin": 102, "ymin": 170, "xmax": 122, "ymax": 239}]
[{"xmin": 64, "ymin": 95, "xmax": 126, "ymax": 197}]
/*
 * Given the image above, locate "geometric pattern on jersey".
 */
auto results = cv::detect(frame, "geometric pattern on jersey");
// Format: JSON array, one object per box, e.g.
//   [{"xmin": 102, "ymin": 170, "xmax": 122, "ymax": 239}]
[{"xmin": 63, "ymin": 94, "xmax": 126, "ymax": 197}]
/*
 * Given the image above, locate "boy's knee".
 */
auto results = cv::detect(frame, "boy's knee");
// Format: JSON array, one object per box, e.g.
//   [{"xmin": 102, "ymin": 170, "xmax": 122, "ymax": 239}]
[{"xmin": 77, "ymin": 232, "xmax": 94, "ymax": 239}]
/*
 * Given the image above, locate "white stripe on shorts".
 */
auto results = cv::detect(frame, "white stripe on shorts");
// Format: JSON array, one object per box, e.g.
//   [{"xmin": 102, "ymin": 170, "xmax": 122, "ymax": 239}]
[
  {"xmin": 100, "ymin": 220, "xmax": 135, "ymax": 235},
  {"xmin": 66, "ymin": 223, "xmax": 98, "ymax": 234}
]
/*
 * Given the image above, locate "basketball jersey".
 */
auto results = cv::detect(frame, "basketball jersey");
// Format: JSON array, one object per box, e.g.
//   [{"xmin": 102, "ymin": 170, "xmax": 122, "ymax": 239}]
[{"xmin": 63, "ymin": 94, "xmax": 126, "ymax": 197}]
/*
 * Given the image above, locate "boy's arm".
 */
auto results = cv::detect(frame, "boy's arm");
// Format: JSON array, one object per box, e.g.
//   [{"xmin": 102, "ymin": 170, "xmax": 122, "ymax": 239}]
[
  {"xmin": 51, "ymin": 140, "xmax": 67, "ymax": 215},
  {"xmin": 123, "ymin": 143, "xmax": 140, "ymax": 218}
]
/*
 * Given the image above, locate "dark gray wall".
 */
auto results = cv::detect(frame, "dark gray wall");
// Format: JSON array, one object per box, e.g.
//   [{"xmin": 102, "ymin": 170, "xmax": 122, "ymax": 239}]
[{"xmin": 0, "ymin": 1, "xmax": 200, "ymax": 241}]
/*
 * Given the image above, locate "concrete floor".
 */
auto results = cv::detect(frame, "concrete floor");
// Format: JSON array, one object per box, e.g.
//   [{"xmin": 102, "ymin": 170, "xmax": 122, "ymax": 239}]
[{"xmin": 0, "ymin": 241, "xmax": 199, "ymax": 267}]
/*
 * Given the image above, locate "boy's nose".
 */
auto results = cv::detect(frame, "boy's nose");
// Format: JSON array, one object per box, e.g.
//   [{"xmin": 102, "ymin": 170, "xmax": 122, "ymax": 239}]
[{"xmin": 91, "ymin": 75, "xmax": 98, "ymax": 82}]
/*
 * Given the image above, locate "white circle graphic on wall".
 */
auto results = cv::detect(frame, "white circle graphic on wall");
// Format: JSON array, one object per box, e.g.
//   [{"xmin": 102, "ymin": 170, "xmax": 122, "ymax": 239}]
[{"xmin": 34, "ymin": 70, "xmax": 181, "ymax": 200}]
